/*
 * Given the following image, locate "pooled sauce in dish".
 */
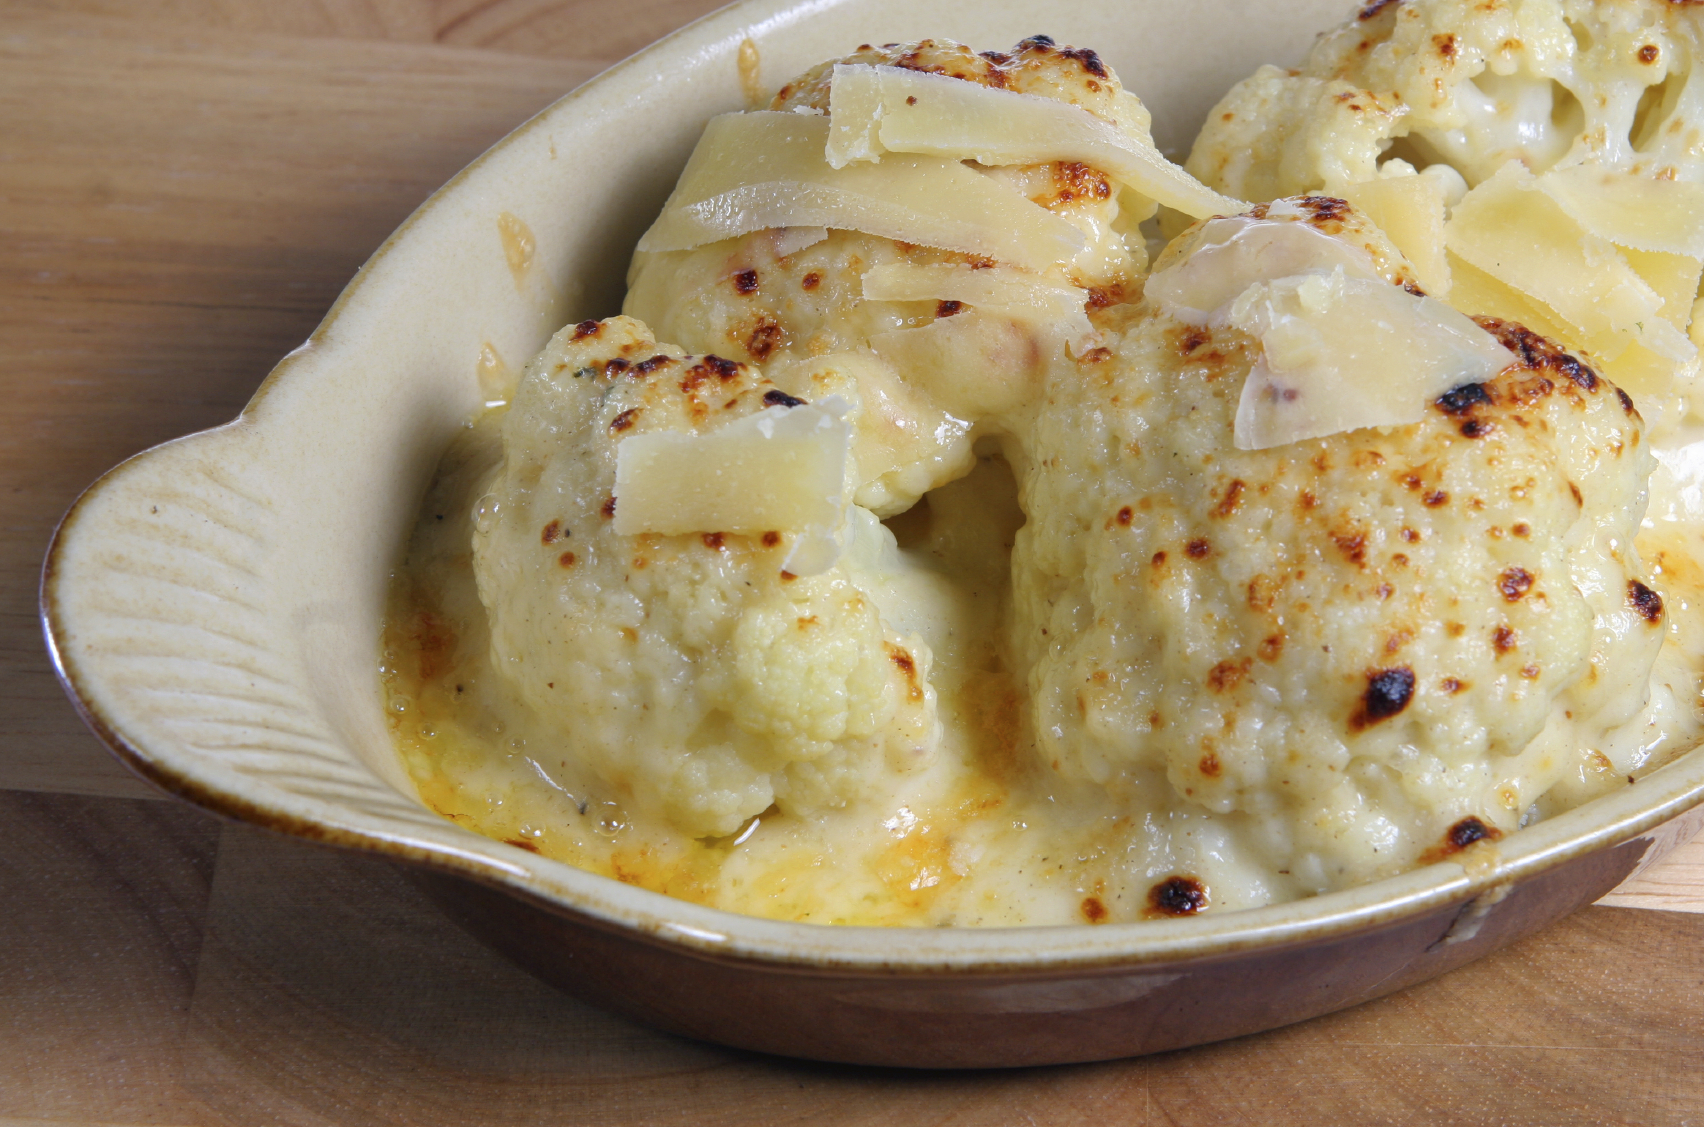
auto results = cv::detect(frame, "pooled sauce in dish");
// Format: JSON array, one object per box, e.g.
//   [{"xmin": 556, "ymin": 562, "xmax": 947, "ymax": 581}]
[{"xmin": 383, "ymin": 17, "xmax": 1704, "ymax": 927}]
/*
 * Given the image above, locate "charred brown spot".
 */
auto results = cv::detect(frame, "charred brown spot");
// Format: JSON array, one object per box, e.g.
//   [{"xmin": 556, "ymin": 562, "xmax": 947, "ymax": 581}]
[
  {"xmin": 1434, "ymin": 32, "xmax": 1457, "ymax": 58},
  {"xmin": 1151, "ymin": 551, "xmax": 1168, "ymax": 567},
  {"xmin": 1616, "ymin": 387, "xmax": 1635, "ymax": 413},
  {"xmin": 1332, "ymin": 531, "xmax": 1368, "ymax": 566},
  {"xmin": 1569, "ymin": 482, "xmax": 1583, "ymax": 506},
  {"xmin": 1473, "ymin": 317, "xmax": 1596, "ymax": 388},
  {"xmin": 1199, "ymin": 752, "xmax": 1222, "ymax": 778},
  {"xmin": 801, "ymin": 271, "xmax": 822, "ymax": 291},
  {"xmin": 1420, "ymin": 816, "xmax": 1505, "ymax": 864},
  {"xmin": 1498, "ymin": 567, "xmax": 1534, "ymax": 601},
  {"xmin": 1259, "ymin": 633, "xmax": 1285, "ymax": 661},
  {"xmin": 1436, "ymin": 382, "xmax": 1491, "ymax": 415},
  {"xmin": 1512, "ymin": 523, "xmax": 1530, "ymax": 537},
  {"xmin": 558, "ymin": 551, "xmax": 577, "ymax": 568},
  {"xmin": 746, "ymin": 317, "xmax": 784, "ymax": 360},
  {"xmin": 1248, "ymin": 574, "xmax": 1277, "ymax": 613},
  {"xmin": 1087, "ymin": 284, "xmax": 1126, "ymax": 309},
  {"xmin": 887, "ymin": 644, "xmax": 924, "ymax": 702},
  {"xmin": 1353, "ymin": 666, "xmax": 1415, "ymax": 730},
  {"xmin": 1494, "ymin": 625, "xmax": 1517, "ymax": 654},
  {"xmin": 571, "ymin": 319, "xmax": 603, "ymax": 340},
  {"xmin": 609, "ymin": 408, "xmax": 640, "ymax": 432},
  {"xmin": 1213, "ymin": 480, "xmax": 1254, "ymax": 521},
  {"xmin": 1114, "ymin": 505, "xmax": 1134, "ymax": 526},
  {"xmin": 1179, "ymin": 327, "xmax": 1211, "ymax": 354},
  {"xmin": 1186, "ymin": 538, "xmax": 1211, "ymax": 559},
  {"xmin": 1149, "ymin": 876, "xmax": 1208, "ymax": 916},
  {"xmin": 1460, "ymin": 419, "xmax": 1494, "ymax": 438},
  {"xmin": 1424, "ymin": 490, "xmax": 1449, "ymax": 507},
  {"xmin": 1080, "ymin": 896, "xmax": 1109, "ymax": 924},
  {"xmin": 601, "ymin": 496, "xmax": 617, "ymax": 519},
  {"xmin": 936, "ymin": 299, "xmax": 966, "ymax": 318},
  {"xmin": 541, "ymin": 520, "xmax": 564, "ymax": 545},
  {"xmin": 504, "ymin": 838, "xmax": 541, "ymax": 853},
  {"xmin": 634, "ymin": 354, "xmax": 672, "ymax": 375},
  {"xmin": 761, "ymin": 530, "xmax": 782, "ymax": 547},
  {"xmin": 906, "ymin": 95, "xmax": 918, "ymax": 105},
  {"xmin": 1630, "ymin": 579, "xmax": 1664, "ymax": 624},
  {"xmin": 733, "ymin": 268, "xmax": 760, "ymax": 294},
  {"xmin": 1441, "ymin": 677, "xmax": 1467, "ymax": 694},
  {"xmin": 1079, "ymin": 346, "xmax": 1112, "ymax": 364},
  {"xmin": 604, "ymin": 357, "xmax": 630, "ymax": 375},
  {"xmin": 702, "ymin": 532, "xmax": 725, "ymax": 550},
  {"xmin": 704, "ymin": 355, "xmax": 740, "ymax": 379},
  {"xmin": 1059, "ymin": 46, "xmax": 1107, "ymax": 76},
  {"xmin": 1640, "ymin": 43, "xmax": 1660, "ymax": 63},
  {"xmin": 763, "ymin": 388, "xmax": 807, "ymax": 407},
  {"xmin": 1207, "ymin": 659, "xmax": 1250, "ymax": 692},
  {"xmin": 1297, "ymin": 195, "xmax": 1350, "ymax": 224}
]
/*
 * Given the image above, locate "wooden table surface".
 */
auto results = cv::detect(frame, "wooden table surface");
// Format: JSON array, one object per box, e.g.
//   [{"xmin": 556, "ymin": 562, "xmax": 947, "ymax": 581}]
[{"xmin": 3, "ymin": 3, "xmax": 1702, "ymax": 1123}]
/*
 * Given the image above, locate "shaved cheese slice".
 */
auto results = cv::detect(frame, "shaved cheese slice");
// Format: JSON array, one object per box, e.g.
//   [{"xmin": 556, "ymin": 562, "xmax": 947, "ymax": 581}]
[
  {"xmin": 1229, "ymin": 270, "xmax": 1515, "ymax": 450},
  {"xmin": 1445, "ymin": 163, "xmax": 1668, "ymax": 343},
  {"xmin": 860, "ymin": 263, "xmax": 1093, "ymax": 343},
  {"xmin": 1146, "ymin": 215, "xmax": 1383, "ymax": 325},
  {"xmin": 1338, "ymin": 173, "xmax": 1451, "ymax": 297},
  {"xmin": 1538, "ymin": 165, "xmax": 1704, "ymax": 258},
  {"xmin": 869, "ymin": 310, "xmax": 1056, "ymax": 418},
  {"xmin": 826, "ymin": 64, "xmax": 1241, "ymax": 220},
  {"xmin": 613, "ymin": 397, "xmax": 851, "ymax": 575},
  {"xmin": 1620, "ymin": 247, "xmax": 1704, "ymax": 331},
  {"xmin": 638, "ymin": 111, "xmax": 1085, "ymax": 271}
]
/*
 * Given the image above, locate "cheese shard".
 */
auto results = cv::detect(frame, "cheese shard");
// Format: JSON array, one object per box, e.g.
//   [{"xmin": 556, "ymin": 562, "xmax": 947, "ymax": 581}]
[
  {"xmin": 869, "ymin": 311, "xmax": 1056, "ymax": 419},
  {"xmin": 825, "ymin": 64, "xmax": 1242, "ymax": 220},
  {"xmin": 1445, "ymin": 163, "xmax": 1672, "ymax": 348},
  {"xmin": 613, "ymin": 397, "xmax": 851, "ymax": 575},
  {"xmin": 1537, "ymin": 166, "xmax": 1704, "ymax": 258},
  {"xmin": 1146, "ymin": 215, "xmax": 1383, "ymax": 325},
  {"xmin": 1338, "ymin": 173, "xmax": 1451, "ymax": 297},
  {"xmin": 1228, "ymin": 270, "xmax": 1515, "ymax": 451},
  {"xmin": 860, "ymin": 263, "xmax": 1093, "ymax": 345},
  {"xmin": 637, "ymin": 111, "xmax": 1086, "ymax": 271}
]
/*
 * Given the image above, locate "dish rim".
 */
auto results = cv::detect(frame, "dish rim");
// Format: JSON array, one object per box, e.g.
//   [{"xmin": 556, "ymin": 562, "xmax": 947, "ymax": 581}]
[{"xmin": 38, "ymin": 0, "xmax": 1704, "ymax": 979}]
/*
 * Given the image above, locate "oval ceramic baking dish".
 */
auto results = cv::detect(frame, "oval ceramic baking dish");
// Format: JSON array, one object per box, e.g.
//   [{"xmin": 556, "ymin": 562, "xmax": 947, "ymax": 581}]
[{"xmin": 41, "ymin": 0, "xmax": 1704, "ymax": 1068}]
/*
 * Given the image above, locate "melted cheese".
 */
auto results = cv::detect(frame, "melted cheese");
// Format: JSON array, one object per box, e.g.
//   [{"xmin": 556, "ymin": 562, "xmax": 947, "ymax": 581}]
[
  {"xmin": 637, "ymin": 111, "xmax": 1086, "ymax": 272},
  {"xmin": 860, "ymin": 262, "xmax": 1092, "ymax": 341},
  {"xmin": 825, "ymin": 64, "xmax": 1242, "ymax": 220},
  {"xmin": 1229, "ymin": 270, "xmax": 1515, "ymax": 450},
  {"xmin": 613, "ymin": 397, "xmax": 850, "ymax": 574}
]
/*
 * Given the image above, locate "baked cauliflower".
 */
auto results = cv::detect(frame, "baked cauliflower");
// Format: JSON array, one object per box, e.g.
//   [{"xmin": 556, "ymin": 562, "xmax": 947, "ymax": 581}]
[
  {"xmin": 625, "ymin": 36, "xmax": 1162, "ymax": 516},
  {"xmin": 471, "ymin": 316, "xmax": 938, "ymax": 837},
  {"xmin": 1012, "ymin": 197, "xmax": 1664, "ymax": 889}
]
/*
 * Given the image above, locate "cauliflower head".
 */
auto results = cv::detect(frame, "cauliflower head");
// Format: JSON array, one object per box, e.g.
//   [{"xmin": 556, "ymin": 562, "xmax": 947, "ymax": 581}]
[
  {"xmin": 625, "ymin": 36, "xmax": 1160, "ymax": 516},
  {"xmin": 1188, "ymin": 0, "xmax": 1704, "ymax": 197},
  {"xmin": 472, "ymin": 316, "xmax": 938, "ymax": 837},
  {"xmin": 1012, "ymin": 197, "xmax": 1663, "ymax": 890}
]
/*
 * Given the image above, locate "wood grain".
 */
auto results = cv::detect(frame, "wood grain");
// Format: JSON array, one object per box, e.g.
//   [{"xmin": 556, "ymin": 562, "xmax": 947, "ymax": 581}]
[{"xmin": 2, "ymin": 791, "xmax": 1700, "ymax": 1127}]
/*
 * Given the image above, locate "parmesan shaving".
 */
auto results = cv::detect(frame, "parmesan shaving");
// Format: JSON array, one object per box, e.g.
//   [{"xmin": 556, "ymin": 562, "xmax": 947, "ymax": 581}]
[
  {"xmin": 637, "ymin": 111, "xmax": 1086, "ymax": 271},
  {"xmin": 1538, "ymin": 166, "xmax": 1704, "ymax": 259},
  {"xmin": 613, "ymin": 396, "xmax": 851, "ymax": 575},
  {"xmin": 1229, "ymin": 270, "xmax": 1515, "ymax": 450},
  {"xmin": 1146, "ymin": 215, "xmax": 1383, "ymax": 325},
  {"xmin": 825, "ymin": 64, "xmax": 1242, "ymax": 220},
  {"xmin": 1338, "ymin": 172, "xmax": 1451, "ymax": 297}
]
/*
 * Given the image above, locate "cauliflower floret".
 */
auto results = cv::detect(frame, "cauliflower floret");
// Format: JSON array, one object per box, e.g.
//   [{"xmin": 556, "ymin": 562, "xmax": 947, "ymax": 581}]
[
  {"xmin": 1011, "ymin": 199, "xmax": 1662, "ymax": 890},
  {"xmin": 626, "ymin": 36, "xmax": 1157, "ymax": 516},
  {"xmin": 1189, "ymin": 0, "xmax": 1704, "ymax": 197},
  {"xmin": 472, "ymin": 316, "xmax": 938, "ymax": 837}
]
